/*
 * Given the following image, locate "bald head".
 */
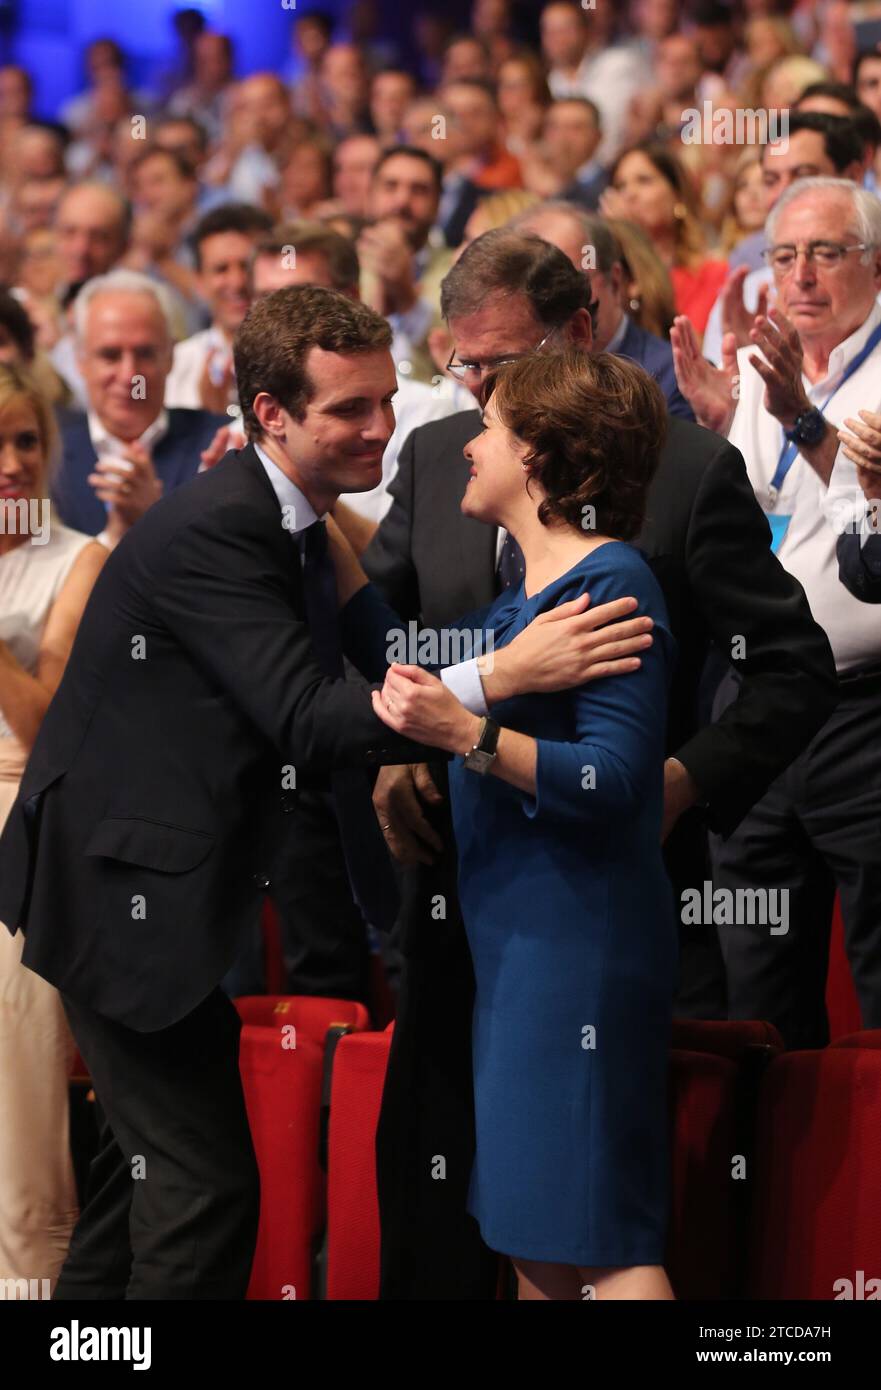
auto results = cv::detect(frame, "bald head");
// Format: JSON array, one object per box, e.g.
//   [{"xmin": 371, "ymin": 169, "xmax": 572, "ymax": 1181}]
[{"xmin": 54, "ymin": 184, "xmax": 129, "ymax": 286}]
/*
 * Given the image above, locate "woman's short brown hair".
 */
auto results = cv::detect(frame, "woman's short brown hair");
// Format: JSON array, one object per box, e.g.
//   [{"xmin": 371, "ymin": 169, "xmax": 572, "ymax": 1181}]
[
  {"xmin": 234, "ymin": 285, "xmax": 392, "ymax": 439},
  {"xmin": 485, "ymin": 348, "xmax": 666, "ymax": 542}
]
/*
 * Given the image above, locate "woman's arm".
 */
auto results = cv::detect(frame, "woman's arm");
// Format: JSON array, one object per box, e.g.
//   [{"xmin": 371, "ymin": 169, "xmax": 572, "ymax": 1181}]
[
  {"xmin": 0, "ymin": 541, "xmax": 107, "ymax": 751},
  {"xmin": 374, "ymin": 624, "xmax": 672, "ymax": 825}
]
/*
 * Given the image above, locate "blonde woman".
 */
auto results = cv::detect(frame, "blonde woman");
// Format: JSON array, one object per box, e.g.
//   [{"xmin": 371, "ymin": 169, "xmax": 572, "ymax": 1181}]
[
  {"xmin": 0, "ymin": 363, "xmax": 106, "ymax": 1288},
  {"xmin": 605, "ymin": 217, "xmax": 677, "ymax": 340}
]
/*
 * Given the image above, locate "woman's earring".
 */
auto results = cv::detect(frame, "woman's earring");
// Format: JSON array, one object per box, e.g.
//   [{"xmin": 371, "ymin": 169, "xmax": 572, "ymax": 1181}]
[{"xmin": 629, "ymin": 297, "xmax": 641, "ymax": 311}]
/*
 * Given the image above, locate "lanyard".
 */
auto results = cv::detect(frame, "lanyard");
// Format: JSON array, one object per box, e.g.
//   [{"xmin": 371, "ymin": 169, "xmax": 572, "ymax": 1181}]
[{"xmin": 769, "ymin": 319, "xmax": 881, "ymax": 503}]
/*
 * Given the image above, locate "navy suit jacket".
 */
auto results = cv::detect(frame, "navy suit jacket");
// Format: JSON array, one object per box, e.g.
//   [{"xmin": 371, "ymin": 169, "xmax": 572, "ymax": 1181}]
[
  {"xmin": 53, "ymin": 406, "xmax": 229, "ymax": 535},
  {"xmin": 837, "ymin": 530, "xmax": 881, "ymax": 603},
  {"xmin": 561, "ymin": 166, "xmax": 609, "ymax": 212},
  {"xmin": 616, "ymin": 317, "xmax": 695, "ymax": 422}
]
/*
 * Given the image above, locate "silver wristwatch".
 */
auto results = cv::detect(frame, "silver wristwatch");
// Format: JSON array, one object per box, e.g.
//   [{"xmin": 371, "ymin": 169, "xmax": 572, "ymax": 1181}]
[{"xmin": 463, "ymin": 716, "xmax": 500, "ymax": 774}]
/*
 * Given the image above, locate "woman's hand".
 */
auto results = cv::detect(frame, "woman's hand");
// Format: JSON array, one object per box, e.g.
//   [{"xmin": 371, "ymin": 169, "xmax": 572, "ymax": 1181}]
[{"xmin": 371, "ymin": 664, "xmax": 481, "ymax": 755}]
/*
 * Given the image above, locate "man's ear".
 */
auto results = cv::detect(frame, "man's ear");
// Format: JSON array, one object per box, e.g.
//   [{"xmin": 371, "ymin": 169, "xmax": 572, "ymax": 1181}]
[
  {"xmin": 252, "ymin": 391, "xmax": 287, "ymax": 439},
  {"xmin": 565, "ymin": 306, "xmax": 593, "ymax": 349}
]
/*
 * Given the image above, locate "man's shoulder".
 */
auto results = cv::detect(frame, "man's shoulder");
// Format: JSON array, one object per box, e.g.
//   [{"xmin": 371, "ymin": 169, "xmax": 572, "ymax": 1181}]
[
  {"xmin": 659, "ymin": 415, "xmax": 735, "ymax": 487},
  {"xmin": 620, "ymin": 319, "xmax": 674, "ymax": 372},
  {"xmin": 407, "ymin": 406, "xmax": 482, "ymax": 452}
]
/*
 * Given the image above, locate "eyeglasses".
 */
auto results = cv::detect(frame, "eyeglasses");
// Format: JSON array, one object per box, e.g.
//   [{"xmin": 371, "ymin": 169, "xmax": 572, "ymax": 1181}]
[
  {"xmin": 445, "ymin": 327, "xmax": 557, "ymax": 382},
  {"xmin": 761, "ymin": 240, "xmax": 872, "ymax": 274}
]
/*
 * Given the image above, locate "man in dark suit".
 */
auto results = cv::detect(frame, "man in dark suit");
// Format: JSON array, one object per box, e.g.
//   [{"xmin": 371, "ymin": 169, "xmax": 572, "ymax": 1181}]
[
  {"xmin": 361, "ymin": 230, "xmax": 837, "ymax": 1299},
  {"xmin": 0, "ymin": 284, "xmax": 642, "ymax": 1298},
  {"xmin": 52, "ymin": 268, "xmax": 227, "ymax": 546},
  {"xmin": 512, "ymin": 203, "xmax": 694, "ymax": 419}
]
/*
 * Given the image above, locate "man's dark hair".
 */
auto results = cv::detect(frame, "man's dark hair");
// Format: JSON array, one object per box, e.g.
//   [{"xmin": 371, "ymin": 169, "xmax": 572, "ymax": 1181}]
[
  {"xmin": 441, "ymin": 229, "xmax": 593, "ymax": 326},
  {"xmin": 799, "ymin": 79, "xmax": 861, "ymax": 109},
  {"xmin": 191, "ymin": 203, "xmax": 274, "ymax": 269},
  {"xmin": 233, "ymin": 285, "xmax": 391, "ymax": 439},
  {"xmin": 156, "ymin": 114, "xmax": 209, "ymax": 153},
  {"xmin": 0, "ymin": 290, "xmax": 36, "ymax": 361},
  {"xmin": 255, "ymin": 221, "xmax": 360, "ymax": 291},
  {"xmin": 373, "ymin": 144, "xmax": 443, "ymax": 194},
  {"xmin": 854, "ymin": 47, "xmax": 881, "ymax": 86},
  {"xmin": 548, "ymin": 95, "xmax": 602, "ymax": 129},
  {"xmin": 130, "ymin": 146, "xmax": 197, "ymax": 183},
  {"xmin": 763, "ymin": 111, "xmax": 866, "ymax": 170},
  {"xmin": 297, "ymin": 9, "xmax": 334, "ymax": 38}
]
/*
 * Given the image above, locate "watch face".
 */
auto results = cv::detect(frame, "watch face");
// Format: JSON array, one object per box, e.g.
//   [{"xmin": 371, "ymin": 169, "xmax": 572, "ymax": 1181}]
[
  {"xmin": 797, "ymin": 409, "xmax": 825, "ymax": 445},
  {"xmin": 464, "ymin": 748, "xmax": 495, "ymax": 775}
]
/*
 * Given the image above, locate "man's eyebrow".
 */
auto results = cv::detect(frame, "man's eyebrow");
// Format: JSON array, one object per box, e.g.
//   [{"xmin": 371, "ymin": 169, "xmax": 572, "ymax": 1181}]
[{"xmin": 322, "ymin": 389, "xmax": 399, "ymax": 408}]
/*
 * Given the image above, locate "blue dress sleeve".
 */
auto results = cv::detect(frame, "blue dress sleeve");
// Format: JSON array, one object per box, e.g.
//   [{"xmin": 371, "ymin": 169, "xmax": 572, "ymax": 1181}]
[{"xmin": 518, "ymin": 625, "xmax": 674, "ymax": 826}]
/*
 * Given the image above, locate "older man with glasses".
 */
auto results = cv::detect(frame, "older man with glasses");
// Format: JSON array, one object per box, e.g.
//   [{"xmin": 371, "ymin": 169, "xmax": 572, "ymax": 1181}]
[{"xmin": 672, "ymin": 176, "xmax": 881, "ymax": 1050}]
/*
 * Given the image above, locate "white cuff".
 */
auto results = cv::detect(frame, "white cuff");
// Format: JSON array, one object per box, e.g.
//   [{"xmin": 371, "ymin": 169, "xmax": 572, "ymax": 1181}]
[{"xmin": 440, "ymin": 658, "xmax": 489, "ymax": 717}]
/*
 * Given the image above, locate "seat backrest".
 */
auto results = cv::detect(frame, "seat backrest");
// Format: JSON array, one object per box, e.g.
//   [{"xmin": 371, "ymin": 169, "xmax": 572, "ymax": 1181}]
[
  {"xmin": 671, "ymin": 1018, "xmax": 784, "ymax": 1061},
  {"xmin": 748, "ymin": 1048, "xmax": 881, "ymax": 1299},
  {"xmin": 235, "ymin": 994, "xmax": 370, "ymax": 1044},
  {"xmin": 666, "ymin": 1049, "xmax": 742, "ymax": 1300},
  {"xmin": 325, "ymin": 1027, "xmax": 394, "ymax": 1301},
  {"xmin": 239, "ymin": 1025, "xmax": 326, "ymax": 1301}
]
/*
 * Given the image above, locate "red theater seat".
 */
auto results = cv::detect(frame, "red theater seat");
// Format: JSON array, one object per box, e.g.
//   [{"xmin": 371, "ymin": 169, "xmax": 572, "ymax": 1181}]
[
  {"xmin": 239, "ymin": 1024, "xmax": 326, "ymax": 1301},
  {"xmin": 666, "ymin": 1049, "xmax": 742, "ymax": 1300},
  {"xmin": 324, "ymin": 1025, "xmax": 394, "ymax": 1300},
  {"xmin": 235, "ymin": 994, "xmax": 370, "ymax": 1042},
  {"xmin": 831, "ymin": 1030, "xmax": 881, "ymax": 1050},
  {"xmin": 826, "ymin": 897, "xmax": 862, "ymax": 1041},
  {"xmin": 671, "ymin": 1018, "xmax": 783, "ymax": 1059},
  {"xmin": 748, "ymin": 1047, "xmax": 881, "ymax": 1299}
]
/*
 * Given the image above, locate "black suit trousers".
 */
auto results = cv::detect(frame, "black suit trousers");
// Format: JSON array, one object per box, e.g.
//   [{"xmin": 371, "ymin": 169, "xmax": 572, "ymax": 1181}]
[{"xmin": 53, "ymin": 988, "xmax": 260, "ymax": 1300}]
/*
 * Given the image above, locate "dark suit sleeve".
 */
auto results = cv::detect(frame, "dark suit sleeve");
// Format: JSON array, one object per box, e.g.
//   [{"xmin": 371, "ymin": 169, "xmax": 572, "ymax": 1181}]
[
  {"xmin": 675, "ymin": 437, "xmax": 838, "ymax": 836},
  {"xmin": 361, "ymin": 428, "xmax": 422, "ymax": 619},
  {"xmin": 836, "ymin": 530, "xmax": 881, "ymax": 603},
  {"xmin": 150, "ymin": 502, "xmax": 442, "ymax": 772}
]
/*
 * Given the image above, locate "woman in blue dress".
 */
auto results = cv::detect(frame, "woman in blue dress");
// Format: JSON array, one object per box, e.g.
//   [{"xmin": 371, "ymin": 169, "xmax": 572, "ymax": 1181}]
[{"xmin": 337, "ymin": 348, "xmax": 678, "ymax": 1300}]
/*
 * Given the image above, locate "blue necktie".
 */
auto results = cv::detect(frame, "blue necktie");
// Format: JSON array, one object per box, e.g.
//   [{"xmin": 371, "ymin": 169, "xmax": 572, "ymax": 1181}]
[{"xmin": 299, "ymin": 520, "xmax": 399, "ymax": 932}]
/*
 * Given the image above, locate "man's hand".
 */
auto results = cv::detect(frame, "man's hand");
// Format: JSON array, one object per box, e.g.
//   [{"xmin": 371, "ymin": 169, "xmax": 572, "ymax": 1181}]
[
  {"xmin": 661, "ymin": 756, "xmax": 701, "ymax": 842},
  {"xmin": 198, "ymin": 350, "xmax": 236, "ymax": 414},
  {"xmin": 481, "ymin": 593, "xmax": 654, "ymax": 704},
  {"xmin": 200, "ymin": 423, "xmax": 246, "ymax": 470},
  {"xmin": 373, "ymin": 762, "xmax": 446, "ymax": 866},
  {"xmin": 720, "ymin": 265, "xmax": 770, "ymax": 349},
  {"xmin": 357, "ymin": 219, "xmax": 418, "ymax": 316},
  {"xmin": 671, "ymin": 315, "xmax": 739, "ymax": 434},
  {"xmin": 838, "ymin": 410, "xmax": 881, "ymax": 501},
  {"xmin": 746, "ymin": 309, "xmax": 810, "ymax": 429},
  {"xmin": 88, "ymin": 442, "xmax": 162, "ymax": 543}
]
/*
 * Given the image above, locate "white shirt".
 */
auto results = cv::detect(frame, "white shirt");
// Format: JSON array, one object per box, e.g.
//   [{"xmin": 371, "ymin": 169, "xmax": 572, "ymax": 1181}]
[
  {"xmin": 87, "ymin": 408, "xmax": 170, "ymax": 461},
  {"xmin": 727, "ymin": 301, "xmax": 881, "ymax": 672},
  {"xmin": 165, "ymin": 327, "xmax": 231, "ymax": 410},
  {"xmin": 255, "ymin": 442, "xmax": 486, "ymax": 714},
  {"xmin": 703, "ymin": 266, "xmax": 773, "ymax": 366},
  {"xmin": 339, "ymin": 375, "xmax": 463, "ymax": 523}
]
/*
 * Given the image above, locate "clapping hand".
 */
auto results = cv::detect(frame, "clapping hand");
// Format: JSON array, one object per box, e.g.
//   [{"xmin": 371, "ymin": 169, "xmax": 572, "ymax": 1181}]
[
  {"xmin": 746, "ymin": 308, "xmax": 811, "ymax": 429},
  {"xmin": 88, "ymin": 442, "xmax": 162, "ymax": 543},
  {"xmin": 838, "ymin": 409, "xmax": 881, "ymax": 500},
  {"xmin": 670, "ymin": 315, "xmax": 739, "ymax": 434}
]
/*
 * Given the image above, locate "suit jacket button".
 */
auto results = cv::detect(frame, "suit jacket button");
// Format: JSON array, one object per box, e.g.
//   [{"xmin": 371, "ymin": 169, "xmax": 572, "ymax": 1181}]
[
  {"xmin": 280, "ymin": 794, "xmax": 296, "ymax": 812},
  {"xmin": 365, "ymin": 749, "xmax": 377, "ymax": 764},
  {"xmin": 253, "ymin": 873, "xmax": 271, "ymax": 889}
]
